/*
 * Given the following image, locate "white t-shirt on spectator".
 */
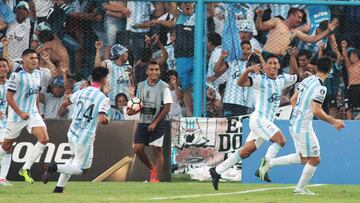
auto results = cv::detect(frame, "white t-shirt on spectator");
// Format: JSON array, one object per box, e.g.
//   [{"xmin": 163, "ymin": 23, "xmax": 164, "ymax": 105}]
[
  {"xmin": 39, "ymin": 67, "xmax": 52, "ymax": 94},
  {"xmin": 43, "ymin": 93, "xmax": 65, "ymax": 119},
  {"xmin": 35, "ymin": 0, "xmax": 53, "ymax": 17},
  {"xmin": 168, "ymin": 89, "xmax": 182, "ymax": 118},
  {"xmin": 6, "ymin": 18, "xmax": 31, "ymax": 61},
  {"xmin": 207, "ymin": 46, "xmax": 229, "ymax": 88}
]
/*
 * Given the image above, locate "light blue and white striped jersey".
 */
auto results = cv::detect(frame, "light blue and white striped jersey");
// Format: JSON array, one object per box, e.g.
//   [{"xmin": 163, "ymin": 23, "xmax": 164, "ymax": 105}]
[
  {"xmin": 68, "ymin": 86, "xmax": 110, "ymax": 145},
  {"xmin": 250, "ymin": 73, "xmax": 297, "ymax": 121},
  {"xmin": 231, "ymin": 3, "xmax": 259, "ymax": 35},
  {"xmin": 126, "ymin": 1, "xmax": 154, "ymax": 33},
  {"xmin": 290, "ymin": 75, "xmax": 327, "ymax": 133},
  {"xmin": 7, "ymin": 68, "xmax": 42, "ymax": 122},
  {"xmin": 223, "ymin": 60, "xmax": 253, "ymax": 108},
  {"xmin": 297, "ymin": 5, "xmax": 330, "ymax": 57},
  {"xmin": 0, "ymin": 83, "xmax": 7, "ymax": 128},
  {"xmin": 165, "ymin": 45, "xmax": 176, "ymax": 70},
  {"xmin": 104, "ymin": 60, "xmax": 132, "ymax": 105}
]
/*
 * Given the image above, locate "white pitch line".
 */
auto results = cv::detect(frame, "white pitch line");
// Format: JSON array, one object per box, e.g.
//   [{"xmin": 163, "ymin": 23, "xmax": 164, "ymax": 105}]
[{"xmin": 145, "ymin": 184, "xmax": 325, "ymax": 201}]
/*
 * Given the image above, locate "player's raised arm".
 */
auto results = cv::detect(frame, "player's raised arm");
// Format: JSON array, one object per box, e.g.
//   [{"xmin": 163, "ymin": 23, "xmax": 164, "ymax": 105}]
[
  {"xmin": 59, "ymin": 98, "xmax": 72, "ymax": 117},
  {"xmin": 237, "ymin": 64, "xmax": 261, "ymax": 87}
]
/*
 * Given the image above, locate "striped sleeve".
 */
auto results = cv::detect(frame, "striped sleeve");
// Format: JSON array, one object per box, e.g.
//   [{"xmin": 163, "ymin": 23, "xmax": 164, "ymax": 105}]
[
  {"xmin": 313, "ymin": 85, "xmax": 327, "ymax": 104},
  {"xmin": 7, "ymin": 72, "xmax": 19, "ymax": 92}
]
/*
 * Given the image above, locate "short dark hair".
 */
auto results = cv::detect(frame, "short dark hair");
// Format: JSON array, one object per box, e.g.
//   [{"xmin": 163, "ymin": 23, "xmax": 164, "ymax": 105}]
[
  {"xmin": 208, "ymin": 32, "xmax": 222, "ymax": 47},
  {"xmin": 317, "ymin": 57, "xmax": 332, "ymax": 74},
  {"xmin": 0, "ymin": 58, "xmax": 9, "ymax": 65},
  {"xmin": 287, "ymin": 8, "xmax": 306, "ymax": 22},
  {"xmin": 91, "ymin": 67, "xmax": 109, "ymax": 82},
  {"xmin": 318, "ymin": 20, "xmax": 329, "ymax": 31},
  {"xmin": 166, "ymin": 70, "xmax": 178, "ymax": 82},
  {"xmin": 148, "ymin": 60, "xmax": 160, "ymax": 68},
  {"xmin": 38, "ymin": 30, "xmax": 55, "ymax": 43},
  {"xmin": 266, "ymin": 54, "xmax": 281, "ymax": 64},
  {"xmin": 298, "ymin": 49, "xmax": 312, "ymax": 59},
  {"xmin": 241, "ymin": 40, "xmax": 251, "ymax": 48},
  {"xmin": 22, "ymin": 49, "xmax": 37, "ymax": 57}
]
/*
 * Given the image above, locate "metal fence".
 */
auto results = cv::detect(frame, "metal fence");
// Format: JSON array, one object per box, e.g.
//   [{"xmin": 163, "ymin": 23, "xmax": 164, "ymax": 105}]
[{"xmin": 1, "ymin": 0, "xmax": 360, "ymax": 119}]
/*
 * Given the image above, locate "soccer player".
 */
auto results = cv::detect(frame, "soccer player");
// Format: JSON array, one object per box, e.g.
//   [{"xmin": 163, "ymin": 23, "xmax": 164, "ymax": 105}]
[
  {"xmin": 209, "ymin": 55, "xmax": 298, "ymax": 190},
  {"xmin": 129, "ymin": 61, "xmax": 172, "ymax": 182},
  {"xmin": 261, "ymin": 57, "xmax": 345, "ymax": 195},
  {"xmin": 0, "ymin": 49, "xmax": 49, "ymax": 184},
  {"xmin": 41, "ymin": 67, "xmax": 110, "ymax": 193},
  {"xmin": 0, "ymin": 58, "xmax": 11, "ymax": 186}
]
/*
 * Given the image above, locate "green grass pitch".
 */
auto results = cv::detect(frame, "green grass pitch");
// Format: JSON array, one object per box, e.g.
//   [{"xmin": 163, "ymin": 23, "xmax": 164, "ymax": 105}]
[{"xmin": 1, "ymin": 179, "xmax": 360, "ymax": 203}]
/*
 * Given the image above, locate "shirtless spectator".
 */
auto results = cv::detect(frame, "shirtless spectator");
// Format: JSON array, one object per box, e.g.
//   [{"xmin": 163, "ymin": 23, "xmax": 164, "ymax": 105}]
[
  {"xmin": 341, "ymin": 40, "xmax": 360, "ymax": 120},
  {"xmin": 255, "ymin": 7, "xmax": 339, "ymax": 60},
  {"xmin": 36, "ymin": 30, "xmax": 70, "ymax": 72}
]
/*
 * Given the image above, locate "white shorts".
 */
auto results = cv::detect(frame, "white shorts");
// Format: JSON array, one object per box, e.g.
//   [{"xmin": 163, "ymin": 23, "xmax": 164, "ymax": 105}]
[
  {"xmin": 5, "ymin": 113, "xmax": 46, "ymax": 140},
  {"xmin": 245, "ymin": 116, "xmax": 280, "ymax": 148},
  {"xmin": 290, "ymin": 128, "xmax": 320, "ymax": 157},
  {"xmin": 0, "ymin": 128, "xmax": 5, "ymax": 142},
  {"xmin": 68, "ymin": 137, "xmax": 93, "ymax": 169}
]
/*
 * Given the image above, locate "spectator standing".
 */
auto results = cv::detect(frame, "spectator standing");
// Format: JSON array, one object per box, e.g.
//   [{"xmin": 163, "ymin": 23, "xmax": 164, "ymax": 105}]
[
  {"xmin": 95, "ymin": 41, "xmax": 133, "ymax": 106},
  {"xmin": 6, "ymin": 1, "xmax": 31, "ymax": 61}
]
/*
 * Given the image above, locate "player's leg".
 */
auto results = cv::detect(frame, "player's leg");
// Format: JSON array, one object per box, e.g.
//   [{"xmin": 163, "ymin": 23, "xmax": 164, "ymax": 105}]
[
  {"xmin": 152, "ymin": 146, "xmax": 163, "ymax": 182},
  {"xmin": 149, "ymin": 123, "xmax": 166, "ymax": 182},
  {"xmin": 268, "ymin": 131, "xmax": 303, "ymax": 168},
  {"xmin": 134, "ymin": 124, "xmax": 155, "ymax": 171},
  {"xmin": 210, "ymin": 132, "xmax": 264, "ymax": 190},
  {"xmin": 3, "ymin": 121, "xmax": 31, "ymax": 183},
  {"xmin": 22, "ymin": 126, "xmax": 49, "ymax": 171},
  {"xmin": 0, "ymin": 138, "xmax": 12, "ymax": 186},
  {"xmin": 294, "ymin": 131, "xmax": 320, "ymax": 195}
]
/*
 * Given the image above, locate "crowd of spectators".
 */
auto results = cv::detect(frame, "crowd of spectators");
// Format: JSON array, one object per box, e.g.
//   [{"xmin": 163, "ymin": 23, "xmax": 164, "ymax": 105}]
[{"xmin": 0, "ymin": 1, "xmax": 360, "ymax": 120}]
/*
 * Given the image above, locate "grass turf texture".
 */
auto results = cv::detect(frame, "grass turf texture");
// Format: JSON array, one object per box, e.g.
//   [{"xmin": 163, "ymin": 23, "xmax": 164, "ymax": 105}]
[{"xmin": 0, "ymin": 175, "xmax": 359, "ymax": 202}]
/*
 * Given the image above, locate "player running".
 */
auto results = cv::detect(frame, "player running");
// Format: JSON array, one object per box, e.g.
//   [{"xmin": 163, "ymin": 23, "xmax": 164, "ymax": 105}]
[
  {"xmin": 209, "ymin": 55, "xmax": 298, "ymax": 190},
  {"xmin": 0, "ymin": 49, "xmax": 49, "ymax": 184},
  {"xmin": 41, "ymin": 67, "xmax": 111, "ymax": 193},
  {"xmin": 260, "ymin": 57, "xmax": 345, "ymax": 195}
]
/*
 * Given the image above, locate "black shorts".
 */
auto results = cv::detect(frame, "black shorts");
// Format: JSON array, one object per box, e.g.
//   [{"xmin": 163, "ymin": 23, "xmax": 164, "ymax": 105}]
[
  {"xmin": 134, "ymin": 122, "xmax": 165, "ymax": 147},
  {"xmin": 348, "ymin": 84, "xmax": 360, "ymax": 109}
]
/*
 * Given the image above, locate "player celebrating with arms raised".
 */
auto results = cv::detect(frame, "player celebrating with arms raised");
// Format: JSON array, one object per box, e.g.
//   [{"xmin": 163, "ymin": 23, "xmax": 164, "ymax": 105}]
[
  {"xmin": 210, "ymin": 55, "xmax": 298, "ymax": 190},
  {"xmin": 262, "ymin": 57, "xmax": 345, "ymax": 195},
  {"xmin": 41, "ymin": 67, "xmax": 111, "ymax": 193}
]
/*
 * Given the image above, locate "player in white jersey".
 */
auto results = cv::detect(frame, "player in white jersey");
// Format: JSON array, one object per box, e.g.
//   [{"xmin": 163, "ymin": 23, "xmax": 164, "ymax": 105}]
[
  {"xmin": 261, "ymin": 57, "xmax": 345, "ymax": 195},
  {"xmin": 210, "ymin": 55, "xmax": 298, "ymax": 190},
  {"xmin": 0, "ymin": 49, "xmax": 49, "ymax": 184},
  {"xmin": 0, "ymin": 58, "xmax": 11, "ymax": 186},
  {"xmin": 41, "ymin": 67, "xmax": 110, "ymax": 193},
  {"xmin": 95, "ymin": 41, "xmax": 133, "ymax": 106}
]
